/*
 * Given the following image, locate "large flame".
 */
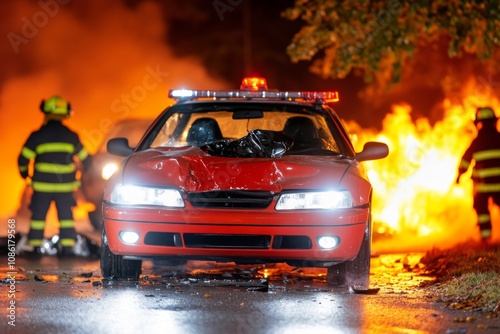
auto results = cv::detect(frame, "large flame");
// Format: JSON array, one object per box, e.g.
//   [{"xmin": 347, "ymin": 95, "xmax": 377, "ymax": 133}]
[
  {"xmin": 347, "ymin": 78, "xmax": 500, "ymax": 252},
  {"xmin": 0, "ymin": 1, "xmax": 228, "ymax": 221}
]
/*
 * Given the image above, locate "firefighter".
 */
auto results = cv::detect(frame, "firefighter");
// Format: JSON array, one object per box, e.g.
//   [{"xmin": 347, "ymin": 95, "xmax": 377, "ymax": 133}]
[
  {"xmin": 457, "ymin": 107, "xmax": 500, "ymax": 242},
  {"xmin": 17, "ymin": 96, "xmax": 92, "ymax": 256}
]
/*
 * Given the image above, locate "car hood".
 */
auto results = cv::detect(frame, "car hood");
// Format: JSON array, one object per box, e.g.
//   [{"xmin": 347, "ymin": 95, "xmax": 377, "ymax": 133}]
[{"xmin": 121, "ymin": 147, "xmax": 354, "ymax": 193}]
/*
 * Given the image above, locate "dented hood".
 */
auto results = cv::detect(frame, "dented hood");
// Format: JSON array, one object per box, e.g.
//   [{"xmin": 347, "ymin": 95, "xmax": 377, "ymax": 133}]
[{"xmin": 122, "ymin": 147, "xmax": 353, "ymax": 193}]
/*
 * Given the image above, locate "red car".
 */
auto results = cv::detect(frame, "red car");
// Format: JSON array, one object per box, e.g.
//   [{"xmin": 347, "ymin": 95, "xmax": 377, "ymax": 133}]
[{"xmin": 101, "ymin": 78, "xmax": 388, "ymax": 287}]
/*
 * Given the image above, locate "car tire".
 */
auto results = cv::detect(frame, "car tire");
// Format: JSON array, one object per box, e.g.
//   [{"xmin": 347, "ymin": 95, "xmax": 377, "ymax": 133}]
[
  {"xmin": 327, "ymin": 216, "xmax": 371, "ymax": 288},
  {"xmin": 100, "ymin": 227, "xmax": 142, "ymax": 280}
]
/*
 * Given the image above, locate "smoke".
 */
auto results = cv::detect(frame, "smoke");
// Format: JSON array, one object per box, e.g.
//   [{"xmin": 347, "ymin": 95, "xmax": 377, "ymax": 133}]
[
  {"xmin": 354, "ymin": 37, "xmax": 500, "ymax": 129},
  {"xmin": 0, "ymin": 0, "xmax": 228, "ymax": 217}
]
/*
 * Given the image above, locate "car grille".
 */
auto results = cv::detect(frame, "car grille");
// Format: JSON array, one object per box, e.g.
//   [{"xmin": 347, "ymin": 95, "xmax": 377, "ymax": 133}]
[
  {"xmin": 184, "ymin": 234, "xmax": 271, "ymax": 249},
  {"xmin": 272, "ymin": 235, "xmax": 312, "ymax": 249},
  {"xmin": 187, "ymin": 191, "xmax": 274, "ymax": 209},
  {"xmin": 143, "ymin": 232, "xmax": 313, "ymax": 250},
  {"xmin": 144, "ymin": 232, "xmax": 182, "ymax": 247}
]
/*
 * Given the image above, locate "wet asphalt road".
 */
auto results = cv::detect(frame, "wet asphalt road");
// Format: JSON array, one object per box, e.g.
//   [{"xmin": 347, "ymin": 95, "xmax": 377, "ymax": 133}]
[{"xmin": 1, "ymin": 254, "xmax": 499, "ymax": 334}]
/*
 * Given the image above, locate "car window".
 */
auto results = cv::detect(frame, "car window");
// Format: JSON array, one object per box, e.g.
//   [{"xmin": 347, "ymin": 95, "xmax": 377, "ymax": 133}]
[
  {"xmin": 147, "ymin": 104, "xmax": 345, "ymax": 155},
  {"xmin": 150, "ymin": 113, "xmax": 182, "ymax": 148}
]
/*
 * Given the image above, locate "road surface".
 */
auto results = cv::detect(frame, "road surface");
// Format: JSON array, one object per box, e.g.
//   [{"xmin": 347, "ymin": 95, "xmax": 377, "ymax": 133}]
[{"xmin": 1, "ymin": 253, "xmax": 499, "ymax": 333}]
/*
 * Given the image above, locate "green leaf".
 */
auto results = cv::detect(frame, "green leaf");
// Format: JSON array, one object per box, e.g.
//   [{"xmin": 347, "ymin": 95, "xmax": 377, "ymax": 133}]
[{"xmin": 283, "ymin": 0, "xmax": 500, "ymax": 89}]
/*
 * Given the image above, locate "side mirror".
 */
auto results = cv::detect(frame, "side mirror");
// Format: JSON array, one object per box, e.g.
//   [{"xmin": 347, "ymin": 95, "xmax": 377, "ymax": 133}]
[
  {"xmin": 356, "ymin": 142, "xmax": 389, "ymax": 162},
  {"xmin": 107, "ymin": 138, "xmax": 134, "ymax": 157}
]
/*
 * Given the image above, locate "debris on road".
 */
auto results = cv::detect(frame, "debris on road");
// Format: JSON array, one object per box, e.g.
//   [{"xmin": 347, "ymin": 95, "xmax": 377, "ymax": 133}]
[
  {"xmin": 34, "ymin": 275, "xmax": 46, "ymax": 282},
  {"xmin": 350, "ymin": 286, "xmax": 380, "ymax": 295}
]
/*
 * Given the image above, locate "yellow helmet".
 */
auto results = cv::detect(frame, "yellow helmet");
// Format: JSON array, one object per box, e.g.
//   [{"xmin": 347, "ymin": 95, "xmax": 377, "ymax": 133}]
[
  {"xmin": 474, "ymin": 107, "xmax": 497, "ymax": 124},
  {"xmin": 40, "ymin": 96, "xmax": 72, "ymax": 116}
]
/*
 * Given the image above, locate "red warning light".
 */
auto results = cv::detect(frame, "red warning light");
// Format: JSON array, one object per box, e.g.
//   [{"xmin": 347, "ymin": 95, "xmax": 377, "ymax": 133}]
[{"xmin": 240, "ymin": 77, "xmax": 268, "ymax": 91}]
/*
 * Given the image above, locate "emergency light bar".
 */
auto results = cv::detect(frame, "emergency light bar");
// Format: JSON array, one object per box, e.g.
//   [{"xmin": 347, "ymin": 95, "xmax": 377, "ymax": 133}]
[
  {"xmin": 169, "ymin": 89, "xmax": 339, "ymax": 103},
  {"xmin": 169, "ymin": 77, "xmax": 339, "ymax": 103}
]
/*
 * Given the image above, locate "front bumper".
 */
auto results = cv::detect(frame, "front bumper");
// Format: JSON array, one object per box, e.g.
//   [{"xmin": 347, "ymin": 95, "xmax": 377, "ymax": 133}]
[{"xmin": 103, "ymin": 204, "xmax": 369, "ymax": 264}]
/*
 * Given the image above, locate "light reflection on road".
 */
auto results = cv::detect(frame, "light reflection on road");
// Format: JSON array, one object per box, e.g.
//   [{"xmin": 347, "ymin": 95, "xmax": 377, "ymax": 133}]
[
  {"xmin": 0, "ymin": 253, "xmax": 431, "ymax": 293},
  {"xmin": 0, "ymin": 253, "xmax": 452, "ymax": 334}
]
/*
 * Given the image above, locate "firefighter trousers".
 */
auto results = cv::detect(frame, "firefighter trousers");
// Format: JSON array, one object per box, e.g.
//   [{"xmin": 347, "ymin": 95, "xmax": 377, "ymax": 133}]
[
  {"xmin": 473, "ymin": 192, "xmax": 500, "ymax": 239},
  {"xmin": 28, "ymin": 191, "xmax": 77, "ymax": 248}
]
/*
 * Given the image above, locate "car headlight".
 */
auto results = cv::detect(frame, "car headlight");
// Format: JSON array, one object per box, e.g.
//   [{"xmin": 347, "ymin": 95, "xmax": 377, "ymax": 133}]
[
  {"xmin": 102, "ymin": 163, "xmax": 118, "ymax": 180},
  {"xmin": 275, "ymin": 190, "xmax": 353, "ymax": 210},
  {"xmin": 110, "ymin": 184, "xmax": 185, "ymax": 207}
]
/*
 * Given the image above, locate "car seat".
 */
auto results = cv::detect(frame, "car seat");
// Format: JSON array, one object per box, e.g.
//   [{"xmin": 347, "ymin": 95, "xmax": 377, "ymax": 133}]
[
  {"xmin": 283, "ymin": 116, "xmax": 320, "ymax": 150},
  {"xmin": 186, "ymin": 117, "xmax": 223, "ymax": 146}
]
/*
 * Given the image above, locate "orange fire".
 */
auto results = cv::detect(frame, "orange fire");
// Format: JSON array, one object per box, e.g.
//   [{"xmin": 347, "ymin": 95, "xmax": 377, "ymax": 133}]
[
  {"xmin": 347, "ymin": 78, "xmax": 500, "ymax": 252},
  {"xmin": 0, "ymin": 1, "xmax": 228, "ymax": 224}
]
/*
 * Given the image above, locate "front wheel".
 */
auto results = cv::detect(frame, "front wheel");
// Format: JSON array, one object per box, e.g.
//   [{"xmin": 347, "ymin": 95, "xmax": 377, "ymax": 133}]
[
  {"xmin": 100, "ymin": 227, "xmax": 142, "ymax": 280},
  {"xmin": 327, "ymin": 218, "xmax": 371, "ymax": 288}
]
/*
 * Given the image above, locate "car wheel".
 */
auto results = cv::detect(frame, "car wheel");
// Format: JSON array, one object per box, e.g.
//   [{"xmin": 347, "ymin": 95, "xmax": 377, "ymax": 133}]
[
  {"xmin": 100, "ymin": 227, "xmax": 142, "ymax": 280},
  {"xmin": 327, "ymin": 217, "xmax": 371, "ymax": 288}
]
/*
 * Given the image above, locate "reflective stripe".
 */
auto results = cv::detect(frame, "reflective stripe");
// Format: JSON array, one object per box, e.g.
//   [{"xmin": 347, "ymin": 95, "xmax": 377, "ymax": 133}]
[
  {"xmin": 473, "ymin": 149, "xmax": 500, "ymax": 161},
  {"xmin": 22, "ymin": 146, "xmax": 36, "ymax": 159},
  {"xmin": 476, "ymin": 183, "xmax": 500, "ymax": 192},
  {"xmin": 30, "ymin": 220, "xmax": 46, "ymax": 230},
  {"xmin": 29, "ymin": 239, "xmax": 43, "ymax": 247},
  {"xmin": 60, "ymin": 238, "xmax": 75, "ymax": 247},
  {"xmin": 35, "ymin": 162, "xmax": 76, "ymax": 174},
  {"xmin": 19, "ymin": 165, "xmax": 28, "ymax": 172},
  {"xmin": 480, "ymin": 229, "xmax": 492, "ymax": 239},
  {"xmin": 478, "ymin": 214, "xmax": 491, "ymax": 223},
  {"xmin": 76, "ymin": 148, "xmax": 89, "ymax": 161},
  {"xmin": 60, "ymin": 220, "xmax": 74, "ymax": 228},
  {"xmin": 460, "ymin": 159, "xmax": 471, "ymax": 170},
  {"xmin": 36, "ymin": 142, "xmax": 75, "ymax": 154},
  {"xmin": 473, "ymin": 167, "xmax": 500, "ymax": 178},
  {"xmin": 32, "ymin": 181, "xmax": 80, "ymax": 192}
]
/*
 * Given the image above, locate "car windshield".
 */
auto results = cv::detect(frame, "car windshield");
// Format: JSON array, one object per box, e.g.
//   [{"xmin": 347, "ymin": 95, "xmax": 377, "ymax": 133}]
[{"xmin": 141, "ymin": 102, "xmax": 353, "ymax": 156}]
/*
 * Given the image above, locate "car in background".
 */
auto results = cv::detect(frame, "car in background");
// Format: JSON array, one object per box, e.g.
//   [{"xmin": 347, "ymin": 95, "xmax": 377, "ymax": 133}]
[
  {"xmin": 101, "ymin": 77, "xmax": 389, "ymax": 287},
  {"xmin": 81, "ymin": 118, "xmax": 154, "ymax": 230}
]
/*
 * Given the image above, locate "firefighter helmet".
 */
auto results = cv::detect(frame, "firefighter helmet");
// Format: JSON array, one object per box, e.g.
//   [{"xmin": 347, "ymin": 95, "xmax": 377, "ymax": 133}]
[
  {"xmin": 474, "ymin": 107, "xmax": 497, "ymax": 124},
  {"xmin": 40, "ymin": 96, "xmax": 72, "ymax": 116}
]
